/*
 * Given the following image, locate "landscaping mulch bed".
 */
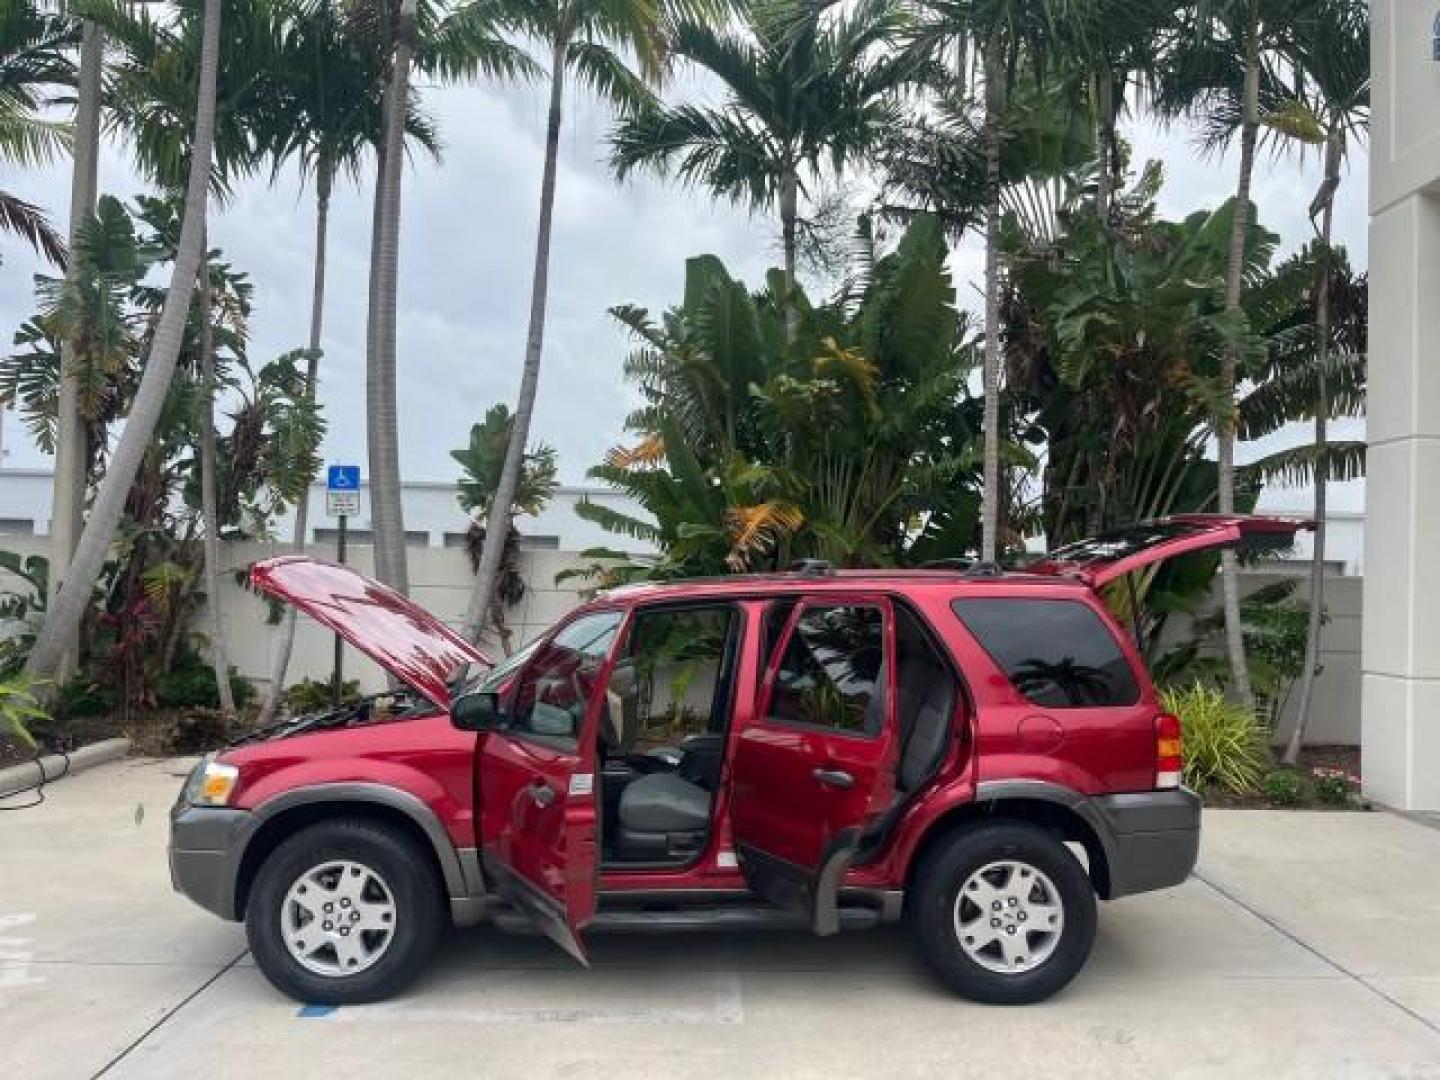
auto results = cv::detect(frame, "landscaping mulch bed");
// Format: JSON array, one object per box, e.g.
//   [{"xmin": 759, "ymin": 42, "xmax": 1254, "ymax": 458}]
[
  {"xmin": 4, "ymin": 704, "xmax": 262, "ymax": 768},
  {"xmin": 1203, "ymin": 745, "xmax": 1366, "ymax": 810}
]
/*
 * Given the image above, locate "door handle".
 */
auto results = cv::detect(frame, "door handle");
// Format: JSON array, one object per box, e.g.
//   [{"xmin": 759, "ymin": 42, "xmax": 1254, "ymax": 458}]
[
  {"xmin": 529, "ymin": 780, "xmax": 556, "ymax": 808},
  {"xmin": 812, "ymin": 768, "xmax": 855, "ymax": 790}
]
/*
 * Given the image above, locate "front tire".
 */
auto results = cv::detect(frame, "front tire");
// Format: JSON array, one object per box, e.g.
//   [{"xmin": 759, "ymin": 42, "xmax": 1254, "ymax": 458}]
[
  {"xmin": 246, "ymin": 818, "xmax": 445, "ymax": 1005},
  {"xmin": 910, "ymin": 821, "xmax": 1096, "ymax": 1004}
]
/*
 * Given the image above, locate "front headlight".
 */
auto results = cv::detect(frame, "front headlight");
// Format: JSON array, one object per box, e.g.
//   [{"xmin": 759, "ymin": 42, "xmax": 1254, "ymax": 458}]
[{"xmin": 183, "ymin": 753, "xmax": 241, "ymax": 807}]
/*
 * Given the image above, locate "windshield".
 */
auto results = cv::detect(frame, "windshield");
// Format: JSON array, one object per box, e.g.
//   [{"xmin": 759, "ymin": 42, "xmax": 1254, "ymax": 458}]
[{"xmin": 470, "ymin": 637, "xmax": 543, "ymax": 695}]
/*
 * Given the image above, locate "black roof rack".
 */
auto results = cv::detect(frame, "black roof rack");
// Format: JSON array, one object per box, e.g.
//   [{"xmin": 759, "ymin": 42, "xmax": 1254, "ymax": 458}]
[
  {"xmin": 963, "ymin": 561, "xmax": 1004, "ymax": 578},
  {"xmin": 788, "ymin": 559, "xmax": 835, "ymax": 577}
]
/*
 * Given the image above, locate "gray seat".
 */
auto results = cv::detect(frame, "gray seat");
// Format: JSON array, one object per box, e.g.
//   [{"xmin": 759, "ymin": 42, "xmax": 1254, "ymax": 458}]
[{"xmin": 618, "ymin": 771, "xmax": 711, "ymax": 834}]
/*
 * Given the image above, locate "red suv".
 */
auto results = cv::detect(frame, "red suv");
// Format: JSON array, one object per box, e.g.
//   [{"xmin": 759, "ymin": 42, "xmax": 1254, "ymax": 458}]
[{"xmin": 169, "ymin": 515, "xmax": 1307, "ymax": 1006}]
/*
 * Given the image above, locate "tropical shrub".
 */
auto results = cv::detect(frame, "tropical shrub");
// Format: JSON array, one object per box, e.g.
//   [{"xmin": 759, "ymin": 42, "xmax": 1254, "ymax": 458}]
[
  {"xmin": 154, "ymin": 649, "xmax": 254, "ymax": 711},
  {"xmin": 0, "ymin": 195, "xmax": 323, "ymax": 721},
  {"xmin": 284, "ymin": 677, "xmax": 361, "ymax": 715},
  {"xmin": 0, "ymin": 674, "xmax": 47, "ymax": 749},
  {"xmin": 1261, "ymin": 768, "xmax": 1308, "ymax": 807},
  {"xmin": 583, "ymin": 214, "xmax": 991, "ymax": 574},
  {"xmin": 453, "ymin": 403, "xmax": 558, "ymax": 649},
  {"xmin": 1311, "ymin": 767, "xmax": 1357, "ymax": 806},
  {"xmin": 1160, "ymin": 682, "xmax": 1267, "ymax": 794}
]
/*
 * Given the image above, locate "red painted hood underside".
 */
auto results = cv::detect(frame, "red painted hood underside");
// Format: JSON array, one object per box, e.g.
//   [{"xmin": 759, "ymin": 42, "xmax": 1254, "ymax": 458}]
[{"xmin": 249, "ymin": 555, "xmax": 490, "ymax": 709}]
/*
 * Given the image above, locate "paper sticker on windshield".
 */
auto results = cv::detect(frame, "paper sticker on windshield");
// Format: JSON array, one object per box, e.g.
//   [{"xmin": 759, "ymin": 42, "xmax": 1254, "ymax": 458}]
[{"xmin": 568, "ymin": 773, "xmax": 594, "ymax": 797}]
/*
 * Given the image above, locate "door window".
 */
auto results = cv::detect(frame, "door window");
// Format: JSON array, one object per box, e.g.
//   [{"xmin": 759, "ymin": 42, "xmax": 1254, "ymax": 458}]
[
  {"xmin": 507, "ymin": 611, "xmax": 623, "ymax": 749},
  {"xmin": 952, "ymin": 598, "xmax": 1139, "ymax": 708},
  {"xmin": 769, "ymin": 605, "xmax": 886, "ymax": 736},
  {"xmin": 610, "ymin": 606, "xmax": 737, "ymax": 751}
]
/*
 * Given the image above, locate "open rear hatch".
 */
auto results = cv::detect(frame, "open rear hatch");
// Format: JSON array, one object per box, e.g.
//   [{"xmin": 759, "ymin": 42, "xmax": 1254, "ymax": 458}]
[
  {"xmin": 249, "ymin": 555, "xmax": 490, "ymax": 709},
  {"xmin": 1028, "ymin": 514, "xmax": 1314, "ymax": 588}
]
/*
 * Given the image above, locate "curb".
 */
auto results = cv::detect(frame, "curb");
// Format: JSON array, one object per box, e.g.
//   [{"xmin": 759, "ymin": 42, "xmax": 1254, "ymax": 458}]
[{"xmin": 0, "ymin": 737, "xmax": 132, "ymax": 798}]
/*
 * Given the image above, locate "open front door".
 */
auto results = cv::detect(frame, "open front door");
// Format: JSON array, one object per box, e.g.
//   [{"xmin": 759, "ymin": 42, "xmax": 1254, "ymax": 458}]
[
  {"xmin": 476, "ymin": 609, "xmax": 625, "ymax": 963},
  {"xmin": 1028, "ymin": 514, "xmax": 1314, "ymax": 588},
  {"xmin": 729, "ymin": 597, "xmax": 899, "ymax": 935}
]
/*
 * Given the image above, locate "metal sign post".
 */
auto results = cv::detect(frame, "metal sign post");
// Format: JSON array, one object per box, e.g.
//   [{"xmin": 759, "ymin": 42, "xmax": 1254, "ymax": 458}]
[{"xmin": 325, "ymin": 465, "xmax": 361, "ymax": 708}]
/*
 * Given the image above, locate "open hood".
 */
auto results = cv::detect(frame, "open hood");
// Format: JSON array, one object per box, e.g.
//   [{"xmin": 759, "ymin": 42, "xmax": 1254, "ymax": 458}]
[
  {"xmin": 1028, "ymin": 514, "xmax": 1315, "ymax": 589},
  {"xmin": 249, "ymin": 556, "xmax": 491, "ymax": 709}
]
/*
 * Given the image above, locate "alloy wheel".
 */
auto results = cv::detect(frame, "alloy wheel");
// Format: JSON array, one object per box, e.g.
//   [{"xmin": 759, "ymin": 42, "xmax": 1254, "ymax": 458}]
[
  {"xmin": 953, "ymin": 859, "xmax": 1065, "ymax": 974},
  {"xmin": 280, "ymin": 859, "xmax": 398, "ymax": 977}
]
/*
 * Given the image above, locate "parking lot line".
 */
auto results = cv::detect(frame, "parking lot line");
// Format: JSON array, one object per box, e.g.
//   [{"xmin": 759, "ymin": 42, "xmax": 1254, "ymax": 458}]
[{"xmin": 89, "ymin": 950, "xmax": 249, "ymax": 1079}]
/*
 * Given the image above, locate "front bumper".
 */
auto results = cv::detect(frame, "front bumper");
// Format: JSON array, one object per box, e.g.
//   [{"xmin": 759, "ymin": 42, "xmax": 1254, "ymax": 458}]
[
  {"xmin": 1089, "ymin": 787, "xmax": 1202, "ymax": 899},
  {"xmin": 169, "ymin": 802, "xmax": 253, "ymax": 921}
]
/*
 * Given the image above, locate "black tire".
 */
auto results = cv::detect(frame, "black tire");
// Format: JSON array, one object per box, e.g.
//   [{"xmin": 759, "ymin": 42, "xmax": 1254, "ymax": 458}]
[
  {"xmin": 246, "ymin": 818, "xmax": 446, "ymax": 1005},
  {"xmin": 909, "ymin": 821, "xmax": 1096, "ymax": 1005}
]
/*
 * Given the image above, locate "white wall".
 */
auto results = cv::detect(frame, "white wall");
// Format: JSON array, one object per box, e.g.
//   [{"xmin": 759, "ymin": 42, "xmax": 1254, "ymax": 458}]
[{"xmin": 0, "ymin": 468, "xmax": 653, "ymax": 554}]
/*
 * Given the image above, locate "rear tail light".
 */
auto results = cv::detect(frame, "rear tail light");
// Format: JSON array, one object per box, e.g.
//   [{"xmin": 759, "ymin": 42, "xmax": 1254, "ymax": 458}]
[{"xmin": 1155, "ymin": 712, "xmax": 1182, "ymax": 790}]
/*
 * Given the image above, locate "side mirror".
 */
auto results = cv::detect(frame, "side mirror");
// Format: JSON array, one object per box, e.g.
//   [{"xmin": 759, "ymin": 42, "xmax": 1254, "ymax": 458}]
[{"xmin": 451, "ymin": 691, "xmax": 502, "ymax": 732}]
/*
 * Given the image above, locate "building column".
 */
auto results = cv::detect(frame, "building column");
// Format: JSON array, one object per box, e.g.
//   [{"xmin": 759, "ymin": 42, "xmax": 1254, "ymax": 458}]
[
  {"xmin": 1363, "ymin": 3, "xmax": 1440, "ymax": 811},
  {"xmin": 1363, "ymin": 190, "xmax": 1440, "ymax": 811}
]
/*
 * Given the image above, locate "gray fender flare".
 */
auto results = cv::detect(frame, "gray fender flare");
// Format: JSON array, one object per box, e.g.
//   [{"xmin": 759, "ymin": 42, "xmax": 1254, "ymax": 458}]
[
  {"xmin": 244, "ymin": 783, "xmax": 485, "ymax": 918},
  {"xmin": 972, "ymin": 779, "xmax": 1118, "ymax": 892}
]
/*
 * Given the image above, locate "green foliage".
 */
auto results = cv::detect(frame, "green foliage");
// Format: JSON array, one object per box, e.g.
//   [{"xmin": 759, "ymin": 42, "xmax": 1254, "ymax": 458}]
[
  {"xmin": 1160, "ymin": 682, "xmax": 1267, "ymax": 794},
  {"xmin": 0, "ymin": 673, "xmax": 48, "ymax": 749},
  {"xmin": 154, "ymin": 649, "xmax": 254, "ymax": 711},
  {"xmin": 452, "ymin": 403, "xmax": 558, "ymax": 520},
  {"xmin": 284, "ymin": 676, "xmax": 362, "ymax": 715},
  {"xmin": 1162, "ymin": 580, "xmax": 1318, "ymax": 729},
  {"xmin": 52, "ymin": 675, "xmax": 118, "ymax": 722},
  {"xmin": 610, "ymin": 0, "xmax": 907, "ymax": 232},
  {"xmin": 1261, "ymin": 768, "xmax": 1308, "ymax": 807},
  {"xmin": 586, "ymin": 214, "xmax": 985, "ymax": 574},
  {"xmin": 1, "ymin": 192, "xmax": 323, "ymax": 717},
  {"xmin": 1311, "ymin": 767, "xmax": 1355, "ymax": 806}
]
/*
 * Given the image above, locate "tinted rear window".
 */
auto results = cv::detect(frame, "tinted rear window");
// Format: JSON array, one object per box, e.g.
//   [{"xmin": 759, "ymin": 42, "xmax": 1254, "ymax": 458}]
[{"xmin": 952, "ymin": 598, "xmax": 1140, "ymax": 708}]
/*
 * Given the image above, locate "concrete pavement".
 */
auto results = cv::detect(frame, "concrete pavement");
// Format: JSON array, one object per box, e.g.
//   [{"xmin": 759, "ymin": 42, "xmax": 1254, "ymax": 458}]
[{"xmin": 2, "ymin": 758, "xmax": 1439, "ymax": 1079}]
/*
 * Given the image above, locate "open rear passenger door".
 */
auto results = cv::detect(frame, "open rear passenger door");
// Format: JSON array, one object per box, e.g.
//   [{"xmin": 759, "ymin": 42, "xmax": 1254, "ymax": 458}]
[
  {"xmin": 728, "ymin": 597, "xmax": 900, "ymax": 935},
  {"xmin": 1028, "ymin": 514, "xmax": 1314, "ymax": 588},
  {"xmin": 470, "ymin": 610, "xmax": 626, "ymax": 964}
]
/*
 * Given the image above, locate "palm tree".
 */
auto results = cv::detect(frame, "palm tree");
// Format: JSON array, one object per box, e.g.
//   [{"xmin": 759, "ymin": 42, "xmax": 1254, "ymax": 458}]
[
  {"xmin": 1082, "ymin": 0, "xmax": 1171, "ymax": 225},
  {"xmin": 1280, "ymin": 0, "xmax": 1367, "ymax": 763},
  {"xmin": 26, "ymin": 0, "xmax": 223, "ymax": 684},
  {"xmin": 365, "ymin": 0, "xmax": 419, "ymax": 596},
  {"xmin": 461, "ymin": 0, "xmax": 688, "ymax": 644},
  {"xmin": 254, "ymin": 0, "xmax": 446, "ymax": 722},
  {"xmin": 97, "ymin": 0, "xmax": 292, "ymax": 713},
  {"xmin": 906, "ymin": 0, "xmax": 1086, "ymax": 564},
  {"xmin": 0, "ymin": 0, "xmax": 74, "ymax": 265},
  {"xmin": 360, "ymin": 0, "xmax": 533, "ymax": 599},
  {"xmin": 26, "ymin": 4, "xmax": 96, "ymax": 686},
  {"xmin": 610, "ymin": 0, "xmax": 906, "ymax": 332},
  {"xmin": 1159, "ymin": 0, "xmax": 1312, "ymax": 715}
]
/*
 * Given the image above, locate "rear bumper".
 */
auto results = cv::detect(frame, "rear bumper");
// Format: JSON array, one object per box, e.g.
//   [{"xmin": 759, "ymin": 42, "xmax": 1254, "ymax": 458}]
[
  {"xmin": 1089, "ymin": 788, "xmax": 1201, "ymax": 899},
  {"xmin": 169, "ymin": 803, "xmax": 252, "ymax": 921}
]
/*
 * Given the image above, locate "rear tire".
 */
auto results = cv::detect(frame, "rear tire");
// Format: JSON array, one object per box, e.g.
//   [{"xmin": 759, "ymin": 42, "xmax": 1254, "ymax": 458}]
[
  {"xmin": 909, "ymin": 821, "xmax": 1096, "ymax": 1004},
  {"xmin": 246, "ymin": 818, "xmax": 445, "ymax": 1005}
]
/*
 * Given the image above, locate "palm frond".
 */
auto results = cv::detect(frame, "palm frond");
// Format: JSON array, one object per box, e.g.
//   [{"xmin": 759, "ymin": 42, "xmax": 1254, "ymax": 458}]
[
  {"xmin": 1241, "ymin": 440, "xmax": 1366, "ymax": 487},
  {"xmin": 0, "ymin": 188, "xmax": 65, "ymax": 266}
]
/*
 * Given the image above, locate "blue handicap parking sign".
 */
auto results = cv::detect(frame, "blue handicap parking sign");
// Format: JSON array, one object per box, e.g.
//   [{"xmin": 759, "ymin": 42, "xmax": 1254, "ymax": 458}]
[{"xmin": 327, "ymin": 465, "xmax": 360, "ymax": 491}]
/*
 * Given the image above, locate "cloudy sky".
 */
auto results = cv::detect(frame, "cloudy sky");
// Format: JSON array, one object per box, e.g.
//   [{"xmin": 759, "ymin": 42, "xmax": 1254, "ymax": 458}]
[{"xmin": 0, "ymin": 71, "xmax": 1369, "ymax": 513}]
